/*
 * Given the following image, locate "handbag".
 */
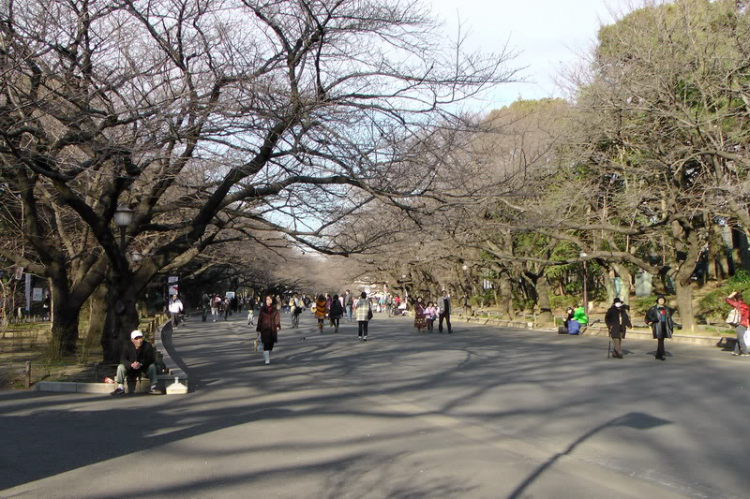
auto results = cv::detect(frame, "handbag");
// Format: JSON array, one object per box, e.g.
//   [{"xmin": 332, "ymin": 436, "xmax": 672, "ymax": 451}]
[
  {"xmin": 726, "ymin": 308, "xmax": 741, "ymax": 327},
  {"xmin": 254, "ymin": 337, "xmax": 264, "ymax": 353},
  {"xmin": 367, "ymin": 306, "xmax": 373, "ymax": 321}
]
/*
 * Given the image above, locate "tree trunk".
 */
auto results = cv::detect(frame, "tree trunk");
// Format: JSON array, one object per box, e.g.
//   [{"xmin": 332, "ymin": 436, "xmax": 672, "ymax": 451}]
[
  {"xmin": 604, "ymin": 268, "xmax": 617, "ymax": 306},
  {"xmin": 48, "ymin": 305, "xmax": 80, "ymax": 358},
  {"xmin": 47, "ymin": 275, "xmax": 78, "ymax": 357},
  {"xmin": 498, "ymin": 273, "xmax": 514, "ymax": 319},
  {"xmin": 612, "ymin": 263, "xmax": 632, "ymax": 306},
  {"xmin": 101, "ymin": 275, "xmax": 141, "ymax": 364},
  {"xmin": 673, "ymin": 276, "xmax": 694, "ymax": 331},
  {"xmin": 85, "ymin": 284, "xmax": 108, "ymax": 353},
  {"xmin": 536, "ymin": 275, "xmax": 554, "ymax": 324}
]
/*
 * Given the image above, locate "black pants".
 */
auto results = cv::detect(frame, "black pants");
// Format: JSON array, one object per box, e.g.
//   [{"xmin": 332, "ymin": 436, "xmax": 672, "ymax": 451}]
[
  {"xmin": 332, "ymin": 318, "xmax": 340, "ymax": 330},
  {"xmin": 439, "ymin": 313, "xmax": 451, "ymax": 332},
  {"xmin": 656, "ymin": 337, "xmax": 665, "ymax": 358},
  {"xmin": 358, "ymin": 321, "xmax": 369, "ymax": 337}
]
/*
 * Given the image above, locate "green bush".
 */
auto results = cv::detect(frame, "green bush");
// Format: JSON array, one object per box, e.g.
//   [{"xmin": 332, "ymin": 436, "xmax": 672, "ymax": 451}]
[
  {"xmin": 549, "ymin": 294, "xmax": 578, "ymax": 310},
  {"xmin": 631, "ymin": 296, "xmax": 656, "ymax": 316},
  {"xmin": 691, "ymin": 271, "xmax": 750, "ymax": 322}
]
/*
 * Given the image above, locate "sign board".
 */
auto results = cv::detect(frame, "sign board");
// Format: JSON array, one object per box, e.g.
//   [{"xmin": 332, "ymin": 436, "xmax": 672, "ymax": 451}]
[
  {"xmin": 225, "ymin": 291, "xmax": 236, "ymax": 300},
  {"xmin": 32, "ymin": 288, "xmax": 43, "ymax": 302},
  {"xmin": 15, "ymin": 266, "xmax": 24, "ymax": 280},
  {"xmin": 168, "ymin": 276, "xmax": 179, "ymax": 284},
  {"xmin": 168, "ymin": 284, "xmax": 179, "ymax": 296}
]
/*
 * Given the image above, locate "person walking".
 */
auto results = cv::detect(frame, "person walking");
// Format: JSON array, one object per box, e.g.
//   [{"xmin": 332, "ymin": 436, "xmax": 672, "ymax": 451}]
[
  {"xmin": 329, "ymin": 294, "xmax": 344, "ymax": 332},
  {"xmin": 315, "ymin": 294, "xmax": 328, "ymax": 332},
  {"xmin": 725, "ymin": 291, "xmax": 750, "ymax": 357},
  {"xmin": 201, "ymin": 293, "xmax": 210, "ymax": 322},
  {"xmin": 211, "ymin": 294, "xmax": 222, "ymax": 322},
  {"xmin": 355, "ymin": 291, "xmax": 373, "ymax": 341},
  {"xmin": 256, "ymin": 295, "xmax": 281, "ymax": 365},
  {"xmin": 247, "ymin": 296, "xmax": 255, "ymax": 325},
  {"xmin": 414, "ymin": 297, "xmax": 427, "ymax": 331},
  {"xmin": 645, "ymin": 295, "xmax": 675, "ymax": 361},
  {"xmin": 425, "ymin": 301, "xmax": 437, "ymax": 331},
  {"xmin": 343, "ymin": 290, "xmax": 353, "ymax": 322},
  {"xmin": 438, "ymin": 290, "xmax": 452, "ymax": 333},
  {"xmin": 290, "ymin": 293, "xmax": 302, "ymax": 328},
  {"xmin": 605, "ymin": 298, "xmax": 632, "ymax": 359},
  {"xmin": 223, "ymin": 296, "xmax": 231, "ymax": 320},
  {"xmin": 168, "ymin": 295, "xmax": 184, "ymax": 329}
]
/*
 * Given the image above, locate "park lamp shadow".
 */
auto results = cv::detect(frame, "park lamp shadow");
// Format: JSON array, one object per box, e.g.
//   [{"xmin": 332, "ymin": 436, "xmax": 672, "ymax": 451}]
[{"xmin": 509, "ymin": 412, "xmax": 672, "ymax": 499}]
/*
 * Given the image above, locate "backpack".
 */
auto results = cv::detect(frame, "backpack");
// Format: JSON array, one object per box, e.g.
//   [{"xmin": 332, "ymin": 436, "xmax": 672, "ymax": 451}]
[{"xmin": 726, "ymin": 308, "xmax": 742, "ymax": 327}]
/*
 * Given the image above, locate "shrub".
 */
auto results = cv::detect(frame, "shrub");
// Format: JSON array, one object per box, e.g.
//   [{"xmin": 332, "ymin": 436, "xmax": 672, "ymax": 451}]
[{"xmin": 549, "ymin": 294, "xmax": 579, "ymax": 310}]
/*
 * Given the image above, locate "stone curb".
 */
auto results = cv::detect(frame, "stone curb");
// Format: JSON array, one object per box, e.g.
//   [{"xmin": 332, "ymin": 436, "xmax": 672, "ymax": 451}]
[
  {"xmin": 457, "ymin": 316, "xmax": 732, "ymax": 349},
  {"xmin": 34, "ymin": 318, "xmax": 189, "ymax": 395}
]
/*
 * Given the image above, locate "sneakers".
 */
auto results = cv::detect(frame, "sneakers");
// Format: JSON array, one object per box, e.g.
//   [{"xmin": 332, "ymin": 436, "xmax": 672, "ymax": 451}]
[
  {"xmin": 148, "ymin": 386, "xmax": 161, "ymax": 395},
  {"xmin": 111, "ymin": 386, "xmax": 125, "ymax": 396},
  {"xmin": 742, "ymin": 353, "xmax": 750, "ymax": 357},
  {"xmin": 358, "ymin": 336, "xmax": 363, "ymax": 341},
  {"xmin": 363, "ymin": 336, "xmax": 368, "ymax": 341},
  {"xmin": 732, "ymin": 352, "xmax": 740, "ymax": 356}
]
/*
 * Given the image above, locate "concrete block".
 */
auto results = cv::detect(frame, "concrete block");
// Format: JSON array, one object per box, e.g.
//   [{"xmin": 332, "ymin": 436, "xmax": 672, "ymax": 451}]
[
  {"xmin": 35, "ymin": 382, "xmax": 77, "ymax": 393},
  {"xmin": 165, "ymin": 377, "xmax": 188, "ymax": 395}
]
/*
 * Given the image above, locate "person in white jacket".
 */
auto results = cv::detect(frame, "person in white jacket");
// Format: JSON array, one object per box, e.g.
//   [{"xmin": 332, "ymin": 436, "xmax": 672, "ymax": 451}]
[{"xmin": 168, "ymin": 295, "xmax": 184, "ymax": 328}]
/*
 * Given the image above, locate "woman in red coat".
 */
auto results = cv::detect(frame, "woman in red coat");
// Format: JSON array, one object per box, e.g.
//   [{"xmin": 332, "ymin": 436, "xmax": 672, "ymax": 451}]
[{"xmin": 257, "ymin": 295, "xmax": 281, "ymax": 365}]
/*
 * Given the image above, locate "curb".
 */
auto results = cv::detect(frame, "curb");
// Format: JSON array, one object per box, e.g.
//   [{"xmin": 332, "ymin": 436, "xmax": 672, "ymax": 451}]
[
  {"xmin": 457, "ymin": 316, "xmax": 732, "ymax": 349},
  {"xmin": 34, "ymin": 318, "xmax": 189, "ymax": 395}
]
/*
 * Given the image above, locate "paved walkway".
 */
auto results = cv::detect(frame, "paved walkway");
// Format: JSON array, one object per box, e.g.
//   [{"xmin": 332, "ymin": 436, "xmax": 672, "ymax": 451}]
[{"xmin": 2, "ymin": 312, "xmax": 749, "ymax": 498}]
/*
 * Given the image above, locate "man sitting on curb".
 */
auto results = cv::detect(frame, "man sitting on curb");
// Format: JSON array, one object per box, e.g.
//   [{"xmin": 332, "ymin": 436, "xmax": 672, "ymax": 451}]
[{"xmin": 111, "ymin": 330, "xmax": 160, "ymax": 395}]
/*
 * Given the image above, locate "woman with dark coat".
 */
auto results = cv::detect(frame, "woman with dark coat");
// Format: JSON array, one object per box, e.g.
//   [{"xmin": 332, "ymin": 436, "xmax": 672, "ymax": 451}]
[
  {"xmin": 329, "ymin": 294, "xmax": 344, "ymax": 332},
  {"xmin": 256, "ymin": 295, "xmax": 281, "ymax": 365},
  {"xmin": 605, "ymin": 298, "xmax": 632, "ymax": 359},
  {"xmin": 644, "ymin": 294, "xmax": 675, "ymax": 361},
  {"xmin": 413, "ymin": 297, "xmax": 427, "ymax": 331}
]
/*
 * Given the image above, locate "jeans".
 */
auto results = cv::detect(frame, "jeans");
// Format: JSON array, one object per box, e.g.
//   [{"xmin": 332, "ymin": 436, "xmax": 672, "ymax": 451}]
[
  {"xmin": 170, "ymin": 312, "xmax": 181, "ymax": 327},
  {"xmin": 358, "ymin": 320, "xmax": 369, "ymax": 337},
  {"xmin": 347, "ymin": 308, "xmax": 353, "ymax": 321},
  {"xmin": 116, "ymin": 363, "xmax": 157, "ymax": 387},
  {"xmin": 211, "ymin": 308, "xmax": 219, "ymax": 321},
  {"xmin": 735, "ymin": 325, "xmax": 749, "ymax": 354},
  {"xmin": 439, "ymin": 313, "xmax": 452, "ymax": 332}
]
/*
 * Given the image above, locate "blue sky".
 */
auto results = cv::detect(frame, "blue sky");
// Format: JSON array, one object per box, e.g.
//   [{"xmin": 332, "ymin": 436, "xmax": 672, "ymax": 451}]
[{"xmin": 428, "ymin": 0, "xmax": 639, "ymax": 111}]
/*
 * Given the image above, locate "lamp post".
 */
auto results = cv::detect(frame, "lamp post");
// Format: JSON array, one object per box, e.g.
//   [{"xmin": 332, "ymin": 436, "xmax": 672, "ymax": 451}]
[
  {"xmin": 580, "ymin": 252, "xmax": 588, "ymax": 314},
  {"xmin": 114, "ymin": 204, "xmax": 134, "ymax": 252}
]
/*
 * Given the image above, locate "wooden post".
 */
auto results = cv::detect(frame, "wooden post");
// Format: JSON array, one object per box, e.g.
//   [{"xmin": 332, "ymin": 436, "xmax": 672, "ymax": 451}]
[{"xmin": 24, "ymin": 361, "xmax": 31, "ymax": 388}]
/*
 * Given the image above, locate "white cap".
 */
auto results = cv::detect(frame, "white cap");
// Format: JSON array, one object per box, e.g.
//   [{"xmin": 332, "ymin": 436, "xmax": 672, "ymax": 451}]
[{"xmin": 131, "ymin": 330, "xmax": 144, "ymax": 340}]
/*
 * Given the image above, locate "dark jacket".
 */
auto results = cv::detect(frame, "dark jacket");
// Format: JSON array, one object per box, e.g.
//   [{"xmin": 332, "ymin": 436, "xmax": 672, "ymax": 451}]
[
  {"xmin": 329, "ymin": 299, "xmax": 344, "ymax": 319},
  {"xmin": 605, "ymin": 306, "xmax": 632, "ymax": 339},
  {"xmin": 440, "ymin": 296, "xmax": 451, "ymax": 315},
  {"xmin": 645, "ymin": 305, "xmax": 675, "ymax": 339},
  {"xmin": 257, "ymin": 305, "xmax": 281, "ymax": 351},
  {"xmin": 120, "ymin": 341, "xmax": 155, "ymax": 371}
]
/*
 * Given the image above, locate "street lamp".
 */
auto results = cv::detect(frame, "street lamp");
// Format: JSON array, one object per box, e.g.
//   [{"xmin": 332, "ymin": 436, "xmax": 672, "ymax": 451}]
[
  {"xmin": 580, "ymin": 252, "xmax": 588, "ymax": 314},
  {"xmin": 114, "ymin": 204, "xmax": 134, "ymax": 251}
]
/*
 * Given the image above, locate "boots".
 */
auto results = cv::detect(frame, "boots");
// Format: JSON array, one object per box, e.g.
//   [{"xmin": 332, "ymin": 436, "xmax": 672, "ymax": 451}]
[{"xmin": 263, "ymin": 350, "xmax": 270, "ymax": 365}]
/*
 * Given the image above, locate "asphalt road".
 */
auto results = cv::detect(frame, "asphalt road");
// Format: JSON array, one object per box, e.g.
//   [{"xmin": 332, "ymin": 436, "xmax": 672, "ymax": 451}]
[{"xmin": 2, "ymin": 311, "xmax": 749, "ymax": 498}]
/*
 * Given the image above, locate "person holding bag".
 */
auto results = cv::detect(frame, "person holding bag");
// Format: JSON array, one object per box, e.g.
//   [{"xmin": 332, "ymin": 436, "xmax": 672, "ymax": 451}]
[
  {"xmin": 725, "ymin": 291, "xmax": 750, "ymax": 357},
  {"xmin": 256, "ymin": 295, "xmax": 281, "ymax": 365},
  {"xmin": 605, "ymin": 298, "xmax": 632, "ymax": 359},
  {"xmin": 355, "ymin": 291, "xmax": 373, "ymax": 341}
]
